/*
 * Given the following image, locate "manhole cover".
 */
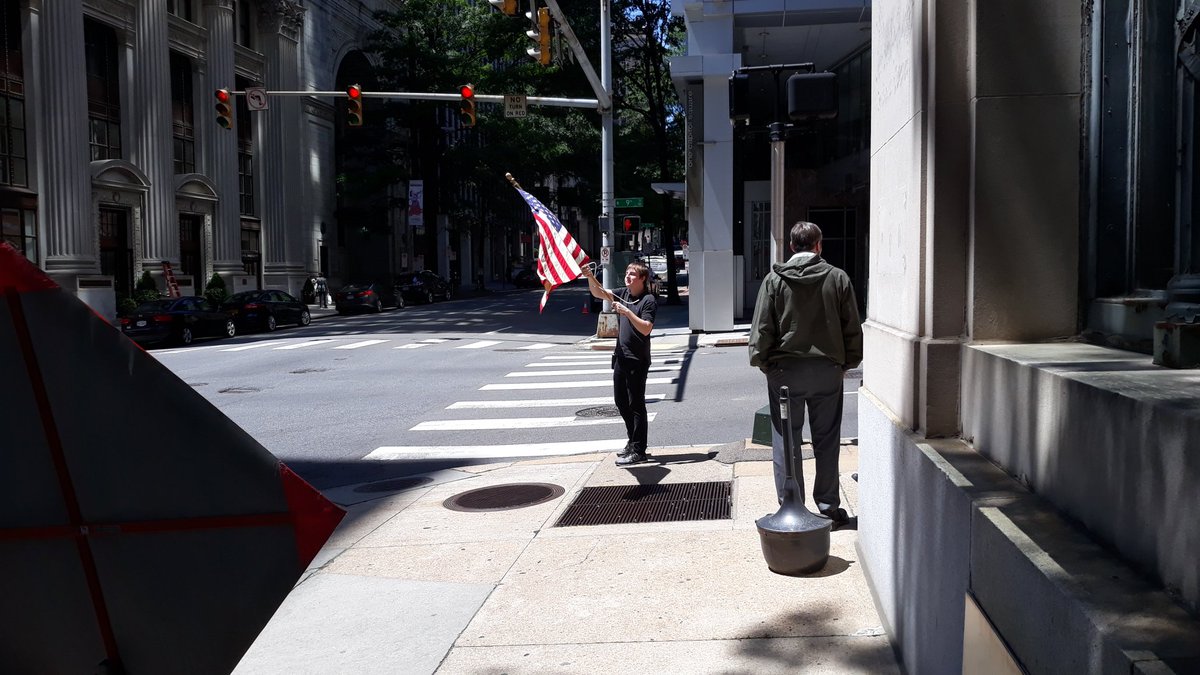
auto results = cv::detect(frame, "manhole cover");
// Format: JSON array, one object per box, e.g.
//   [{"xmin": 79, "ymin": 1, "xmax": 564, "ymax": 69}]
[
  {"xmin": 444, "ymin": 483, "xmax": 565, "ymax": 512},
  {"xmin": 353, "ymin": 476, "xmax": 434, "ymax": 494},
  {"xmin": 218, "ymin": 386, "xmax": 260, "ymax": 394},
  {"xmin": 555, "ymin": 481, "xmax": 732, "ymax": 527},
  {"xmin": 576, "ymin": 405, "xmax": 621, "ymax": 418},
  {"xmin": 187, "ymin": 382, "xmax": 208, "ymax": 387}
]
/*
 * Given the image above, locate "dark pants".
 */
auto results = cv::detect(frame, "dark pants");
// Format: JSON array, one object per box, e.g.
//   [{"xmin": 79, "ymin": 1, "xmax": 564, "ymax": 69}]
[
  {"xmin": 613, "ymin": 363, "xmax": 649, "ymax": 452},
  {"xmin": 765, "ymin": 358, "xmax": 845, "ymax": 511}
]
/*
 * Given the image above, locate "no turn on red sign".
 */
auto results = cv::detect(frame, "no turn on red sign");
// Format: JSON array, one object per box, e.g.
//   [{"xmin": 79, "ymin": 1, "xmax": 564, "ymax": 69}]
[{"xmin": 505, "ymin": 94, "xmax": 527, "ymax": 118}]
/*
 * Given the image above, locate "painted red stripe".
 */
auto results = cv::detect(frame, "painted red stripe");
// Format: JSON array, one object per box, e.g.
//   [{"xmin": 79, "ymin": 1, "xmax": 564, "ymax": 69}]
[
  {"xmin": 536, "ymin": 216, "xmax": 574, "ymax": 284},
  {"xmin": 7, "ymin": 287, "xmax": 123, "ymax": 667}
]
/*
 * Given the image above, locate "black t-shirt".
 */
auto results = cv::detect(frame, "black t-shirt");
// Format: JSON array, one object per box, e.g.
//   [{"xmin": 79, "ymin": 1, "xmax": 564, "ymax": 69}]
[{"xmin": 613, "ymin": 287, "xmax": 657, "ymax": 367}]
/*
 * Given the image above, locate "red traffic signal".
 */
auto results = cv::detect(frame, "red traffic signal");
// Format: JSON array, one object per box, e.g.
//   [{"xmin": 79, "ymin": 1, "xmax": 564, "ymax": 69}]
[
  {"xmin": 214, "ymin": 89, "xmax": 233, "ymax": 129},
  {"xmin": 459, "ymin": 84, "xmax": 476, "ymax": 128},
  {"xmin": 622, "ymin": 215, "xmax": 640, "ymax": 231},
  {"xmin": 346, "ymin": 84, "xmax": 363, "ymax": 126}
]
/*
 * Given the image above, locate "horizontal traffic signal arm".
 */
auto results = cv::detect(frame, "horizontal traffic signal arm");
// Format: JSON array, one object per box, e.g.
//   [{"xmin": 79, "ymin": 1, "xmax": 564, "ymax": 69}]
[{"xmin": 210, "ymin": 88, "xmax": 600, "ymax": 109}]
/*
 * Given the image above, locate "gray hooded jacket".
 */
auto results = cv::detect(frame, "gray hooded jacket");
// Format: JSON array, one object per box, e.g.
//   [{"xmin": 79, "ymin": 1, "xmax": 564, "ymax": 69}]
[{"xmin": 748, "ymin": 252, "xmax": 863, "ymax": 371}]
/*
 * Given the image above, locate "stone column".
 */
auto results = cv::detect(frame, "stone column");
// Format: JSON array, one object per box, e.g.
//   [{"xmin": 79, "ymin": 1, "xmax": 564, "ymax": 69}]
[
  {"xmin": 258, "ymin": 0, "xmax": 306, "ymax": 288},
  {"xmin": 203, "ymin": 0, "xmax": 242, "ymax": 271},
  {"xmin": 129, "ymin": 0, "xmax": 177, "ymax": 265},
  {"xmin": 38, "ymin": 0, "xmax": 94, "ymax": 273}
]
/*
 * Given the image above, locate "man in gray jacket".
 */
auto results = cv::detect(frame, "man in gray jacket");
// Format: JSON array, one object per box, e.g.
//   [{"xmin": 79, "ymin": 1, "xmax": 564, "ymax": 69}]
[{"xmin": 749, "ymin": 221, "xmax": 863, "ymax": 524}]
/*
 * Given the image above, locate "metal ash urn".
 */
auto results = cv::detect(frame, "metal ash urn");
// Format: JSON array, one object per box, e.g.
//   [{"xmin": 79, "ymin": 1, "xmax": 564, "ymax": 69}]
[{"xmin": 755, "ymin": 385, "xmax": 831, "ymax": 575}]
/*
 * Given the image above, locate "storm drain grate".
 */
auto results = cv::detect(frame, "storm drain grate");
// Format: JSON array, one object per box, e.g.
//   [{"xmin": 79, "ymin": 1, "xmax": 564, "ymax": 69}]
[
  {"xmin": 444, "ymin": 483, "xmax": 565, "ymax": 512},
  {"xmin": 554, "ymin": 481, "xmax": 731, "ymax": 527}
]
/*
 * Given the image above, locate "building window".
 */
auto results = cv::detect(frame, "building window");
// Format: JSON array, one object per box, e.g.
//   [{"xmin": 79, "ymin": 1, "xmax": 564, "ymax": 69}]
[
  {"xmin": 234, "ymin": 0, "xmax": 255, "ymax": 49},
  {"xmin": 236, "ymin": 77, "xmax": 255, "ymax": 216},
  {"xmin": 170, "ymin": 52, "xmax": 195, "ymax": 174},
  {"xmin": 84, "ymin": 19, "xmax": 121, "ymax": 161},
  {"xmin": 0, "ymin": 1, "xmax": 26, "ymax": 188},
  {"xmin": 749, "ymin": 201, "xmax": 770, "ymax": 279},
  {"xmin": 240, "ymin": 223, "xmax": 260, "ymax": 276},
  {"xmin": 167, "ymin": 0, "xmax": 194, "ymax": 22},
  {"xmin": 1, "ymin": 207, "xmax": 35, "ymax": 261}
]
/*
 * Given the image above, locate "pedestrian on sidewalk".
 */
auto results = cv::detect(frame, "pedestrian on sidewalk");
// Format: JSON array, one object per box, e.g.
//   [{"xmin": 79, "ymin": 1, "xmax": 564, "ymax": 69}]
[
  {"xmin": 748, "ymin": 222, "xmax": 862, "ymax": 524},
  {"xmin": 314, "ymin": 275, "xmax": 329, "ymax": 308},
  {"xmin": 584, "ymin": 260, "xmax": 657, "ymax": 466}
]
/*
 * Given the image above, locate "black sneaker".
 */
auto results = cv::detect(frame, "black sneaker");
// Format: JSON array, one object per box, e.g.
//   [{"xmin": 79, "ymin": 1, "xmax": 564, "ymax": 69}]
[
  {"xmin": 818, "ymin": 507, "xmax": 850, "ymax": 526},
  {"xmin": 615, "ymin": 451, "xmax": 649, "ymax": 466},
  {"xmin": 616, "ymin": 443, "xmax": 634, "ymax": 458}
]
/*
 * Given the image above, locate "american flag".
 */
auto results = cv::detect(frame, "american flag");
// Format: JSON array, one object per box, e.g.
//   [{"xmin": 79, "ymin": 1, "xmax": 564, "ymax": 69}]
[{"xmin": 517, "ymin": 187, "xmax": 591, "ymax": 312}]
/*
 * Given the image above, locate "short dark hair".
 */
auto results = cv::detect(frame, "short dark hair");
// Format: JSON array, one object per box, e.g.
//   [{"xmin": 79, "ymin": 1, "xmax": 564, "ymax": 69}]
[
  {"xmin": 790, "ymin": 221, "xmax": 822, "ymax": 251},
  {"xmin": 626, "ymin": 259, "xmax": 649, "ymax": 279}
]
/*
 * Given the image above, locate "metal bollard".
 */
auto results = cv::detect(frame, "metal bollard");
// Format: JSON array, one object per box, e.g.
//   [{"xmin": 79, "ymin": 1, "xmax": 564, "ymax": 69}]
[{"xmin": 754, "ymin": 385, "xmax": 831, "ymax": 575}]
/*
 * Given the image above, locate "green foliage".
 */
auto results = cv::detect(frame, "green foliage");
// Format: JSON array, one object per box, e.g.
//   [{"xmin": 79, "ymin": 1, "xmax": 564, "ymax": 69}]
[
  {"xmin": 133, "ymin": 270, "xmax": 160, "ymax": 304},
  {"xmin": 204, "ymin": 273, "xmax": 228, "ymax": 306},
  {"xmin": 117, "ymin": 296, "xmax": 138, "ymax": 316}
]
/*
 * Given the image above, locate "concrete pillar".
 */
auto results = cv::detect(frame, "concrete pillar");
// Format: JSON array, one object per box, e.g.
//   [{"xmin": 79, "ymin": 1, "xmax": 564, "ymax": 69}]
[
  {"xmin": 129, "ymin": 0, "xmax": 177, "ymax": 264},
  {"xmin": 258, "ymin": 0, "xmax": 306, "ymax": 290},
  {"xmin": 202, "ymin": 0, "xmax": 241, "ymax": 272},
  {"xmin": 38, "ymin": 0, "xmax": 93, "ymax": 273}
]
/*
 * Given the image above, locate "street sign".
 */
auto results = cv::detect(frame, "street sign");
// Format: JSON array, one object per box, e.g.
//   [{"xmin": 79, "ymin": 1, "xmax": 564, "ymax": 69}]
[
  {"xmin": 614, "ymin": 197, "xmax": 643, "ymax": 208},
  {"xmin": 640, "ymin": 222, "xmax": 656, "ymax": 229},
  {"xmin": 600, "ymin": 246, "xmax": 611, "ymax": 265},
  {"xmin": 505, "ymin": 94, "xmax": 528, "ymax": 118},
  {"xmin": 245, "ymin": 87, "xmax": 269, "ymax": 111}
]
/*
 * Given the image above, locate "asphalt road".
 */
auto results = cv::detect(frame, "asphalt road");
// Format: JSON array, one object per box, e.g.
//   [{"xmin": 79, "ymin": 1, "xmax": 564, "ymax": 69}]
[{"xmin": 151, "ymin": 282, "xmax": 859, "ymax": 491}]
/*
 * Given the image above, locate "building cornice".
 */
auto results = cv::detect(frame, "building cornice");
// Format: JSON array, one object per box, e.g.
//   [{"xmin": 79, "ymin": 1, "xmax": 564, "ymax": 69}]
[
  {"xmin": 259, "ymin": 0, "xmax": 305, "ymax": 42},
  {"xmin": 168, "ymin": 13, "xmax": 208, "ymax": 61}
]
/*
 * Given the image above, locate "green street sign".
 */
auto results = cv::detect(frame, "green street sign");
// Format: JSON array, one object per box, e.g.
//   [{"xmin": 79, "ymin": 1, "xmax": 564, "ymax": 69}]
[
  {"xmin": 614, "ymin": 197, "xmax": 644, "ymax": 208},
  {"xmin": 640, "ymin": 222, "xmax": 656, "ymax": 229}
]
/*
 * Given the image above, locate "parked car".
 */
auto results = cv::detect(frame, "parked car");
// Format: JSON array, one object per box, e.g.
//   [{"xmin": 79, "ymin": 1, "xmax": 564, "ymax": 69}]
[
  {"xmin": 334, "ymin": 280, "xmax": 402, "ymax": 314},
  {"xmin": 221, "ymin": 289, "xmax": 310, "ymax": 332},
  {"xmin": 396, "ymin": 270, "xmax": 454, "ymax": 304},
  {"xmin": 120, "ymin": 296, "xmax": 237, "ymax": 346}
]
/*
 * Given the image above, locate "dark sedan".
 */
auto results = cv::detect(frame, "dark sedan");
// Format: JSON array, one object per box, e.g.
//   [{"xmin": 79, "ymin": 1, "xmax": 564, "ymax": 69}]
[
  {"xmin": 334, "ymin": 281, "xmax": 402, "ymax": 314},
  {"xmin": 120, "ymin": 296, "xmax": 237, "ymax": 346},
  {"xmin": 397, "ymin": 270, "xmax": 454, "ymax": 304},
  {"xmin": 221, "ymin": 289, "xmax": 310, "ymax": 332}
]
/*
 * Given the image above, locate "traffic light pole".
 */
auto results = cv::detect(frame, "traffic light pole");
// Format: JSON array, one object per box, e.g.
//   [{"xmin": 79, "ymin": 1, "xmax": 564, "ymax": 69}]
[{"xmin": 218, "ymin": 89, "xmax": 599, "ymax": 108}]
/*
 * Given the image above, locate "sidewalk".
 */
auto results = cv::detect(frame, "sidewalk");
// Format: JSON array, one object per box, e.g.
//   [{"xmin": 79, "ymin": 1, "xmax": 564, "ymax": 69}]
[{"xmin": 234, "ymin": 442, "xmax": 899, "ymax": 674}]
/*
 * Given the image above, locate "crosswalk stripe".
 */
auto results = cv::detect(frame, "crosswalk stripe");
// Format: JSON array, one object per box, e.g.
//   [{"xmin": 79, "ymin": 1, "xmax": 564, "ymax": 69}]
[
  {"xmin": 395, "ymin": 343, "xmax": 430, "ymax": 349},
  {"xmin": 518, "ymin": 343, "xmax": 557, "ymax": 350},
  {"xmin": 422, "ymin": 338, "xmax": 451, "ymax": 343},
  {"xmin": 275, "ymin": 339, "xmax": 337, "ymax": 350},
  {"xmin": 524, "ymin": 359, "xmax": 681, "ymax": 368},
  {"xmin": 220, "ymin": 341, "xmax": 282, "ymax": 352},
  {"xmin": 447, "ymin": 394, "xmax": 665, "ymax": 409},
  {"xmin": 505, "ymin": 365, "xmax": 682, "ymax": 378},
  {"xmin": 333, "ymin": 339, "xmax": 388, "ymax": 350},
  {"xmin": 481, "ymin": 377, "xmax": 678, "ymax": 391},
  {"xmin": 410, "ymin": 412, "xmax": 656, "ymax": 431},
  {"xmin": 459, "ymin": 340, "xmax": 502, "ymax": 349},
  {"xmin": 365, "ymin": 438, "xmax": 628, "ymax": 461}
]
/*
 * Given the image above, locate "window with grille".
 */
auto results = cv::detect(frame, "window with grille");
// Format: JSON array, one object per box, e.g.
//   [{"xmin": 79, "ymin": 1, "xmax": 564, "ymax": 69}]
[
  {"xmin": 84, "ymin": 19, "xmax": 121, "ymax": 161},
  {"xmin": 0, "ymin": 207, "xmax": 35, "ymax": 261},
  {"xmin": 750, "ymin": 201, "xmax": 771, "ymax": 279},
  {"xmin": 170, "ymin": 52, "xmax": 195, "ymax": 174},
  {"xmin": 0, "ymin": 1, "xmax": 26, "ymax": 187},
  {"xmin": 236, "ymin": 77, "xmax": 255, "ymax": 216},
  {"xmin": 167, "ymin": 0, "xmax": 194, "ymax": 22}
]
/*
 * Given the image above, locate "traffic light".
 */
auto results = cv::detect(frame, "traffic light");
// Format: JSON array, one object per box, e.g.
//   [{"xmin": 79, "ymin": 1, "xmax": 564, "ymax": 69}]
[
  {"xmin": 525, "ymin": 7, "xmax": 551, "ymax": 66},
  {"xmin": 459, "ymin": 84, "xmax": 476, "ymax": 128},
  {"xmin": 622, "ymin": 215, "xmax": 640, "ymax": 232},
  {"xmin": 214, "ymin": 89, "xmax": 233, "ymax": 129},
  {"xmin": 346, "ymin": 84, "xmax": 363, "ymax": 126},
  {"xmin": 488, "ymin": 0, "xmax": 517, "ymax": 15},
  {"xmin": 786, "ymin": 72, "xmax": 838, "ymax": 121},
  {"xmin": 728, "ymin": 73, "xmax": 750, "ymax": 125}
]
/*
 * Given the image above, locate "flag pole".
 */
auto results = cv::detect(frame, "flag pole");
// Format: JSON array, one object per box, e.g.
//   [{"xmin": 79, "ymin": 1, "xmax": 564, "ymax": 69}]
[{"xmin": 505, "ymin": 172, "xmax": 523, "ymax": 191}]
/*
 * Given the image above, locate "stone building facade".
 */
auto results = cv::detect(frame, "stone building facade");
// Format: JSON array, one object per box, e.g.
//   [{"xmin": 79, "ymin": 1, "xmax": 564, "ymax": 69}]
[{"xmin": 4, "ymin": 0, "xmax": 398, "ymax": 318}]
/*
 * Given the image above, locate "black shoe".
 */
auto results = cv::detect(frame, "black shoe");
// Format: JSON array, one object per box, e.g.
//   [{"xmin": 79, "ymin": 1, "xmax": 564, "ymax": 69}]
[
  {"xmin": 616, "ymin": 443, "xmax": 634, "ymax": 458},
  {"xmin": 616, "ymin": 451, "xmax": 649, "ymax": 466},
  {"xmin": 819, "ymin": 507, "xmax": 850, "ymax": 526}
]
